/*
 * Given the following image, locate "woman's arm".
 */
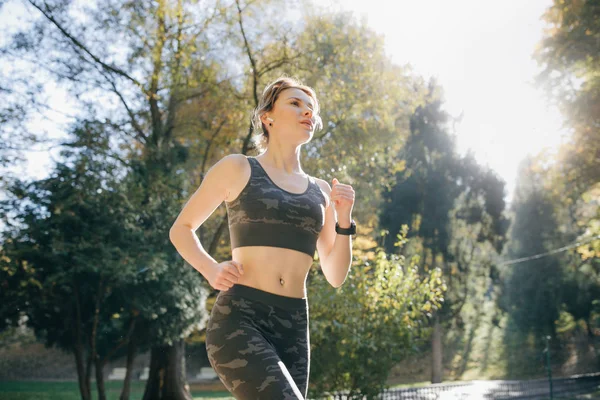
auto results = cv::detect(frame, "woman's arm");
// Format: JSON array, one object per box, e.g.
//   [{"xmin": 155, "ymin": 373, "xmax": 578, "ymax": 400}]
[
  {"xmin": 315, "ymin": 178, "xmax": 354, "ymax": 288},
  {"xmin": 169, "ymin": 154, "xmax": 246, "ymax": 289}
]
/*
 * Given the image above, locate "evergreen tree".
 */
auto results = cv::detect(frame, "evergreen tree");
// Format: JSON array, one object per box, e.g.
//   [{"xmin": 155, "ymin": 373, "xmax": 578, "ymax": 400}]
[{"xmin": 380, "ymin": 93, "xmax": 509, "ymax": 383}]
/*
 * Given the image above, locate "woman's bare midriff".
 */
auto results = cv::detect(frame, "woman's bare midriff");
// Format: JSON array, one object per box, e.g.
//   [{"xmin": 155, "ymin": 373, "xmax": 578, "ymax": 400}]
[{"xmin": 231, "ymin": 246, "xmax": 314, "ymax": 298}]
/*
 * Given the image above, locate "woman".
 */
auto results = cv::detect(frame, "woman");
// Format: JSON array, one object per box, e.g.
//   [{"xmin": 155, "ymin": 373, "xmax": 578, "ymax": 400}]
[{"xmin": 169, "ymin": 76, "xmax": 356, "ymax": 399}]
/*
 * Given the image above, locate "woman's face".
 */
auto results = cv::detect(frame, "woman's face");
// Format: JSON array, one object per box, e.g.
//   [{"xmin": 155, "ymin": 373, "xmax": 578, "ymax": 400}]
[{"xmin": 262, "ymin": 88, "xmax": 317, "ymax": 144}]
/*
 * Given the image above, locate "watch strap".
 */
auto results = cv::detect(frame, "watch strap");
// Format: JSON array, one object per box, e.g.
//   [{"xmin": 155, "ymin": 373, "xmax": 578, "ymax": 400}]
[{"xmin": 335, "ymin": 220, "xmax": 356, "ymax": 235}]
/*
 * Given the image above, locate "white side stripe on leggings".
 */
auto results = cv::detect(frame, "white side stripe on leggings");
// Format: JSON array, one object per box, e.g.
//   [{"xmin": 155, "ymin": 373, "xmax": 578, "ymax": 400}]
[{"xmin": 277, "ymin": 361, "xmax": 305, "ymax": 399}]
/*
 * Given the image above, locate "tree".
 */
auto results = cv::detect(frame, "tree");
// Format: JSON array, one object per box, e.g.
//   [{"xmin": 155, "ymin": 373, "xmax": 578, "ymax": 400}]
[
  {"xmin": 380, "ymin": 94, "xmax": 509, "ymax": 383},
  {"xmin": 534, "ymin": 0, "xmax": 599, "ymax": 346},
  {"xmin": 536, "ymin": 0, "xmax": 600, "ymax": 260},
  {"xmin": 0, "ymin": 125, "xmax": 148, "ymax": 400},
  {"xmin": 501, "ymin": 158, "xmax": 565, "ymax": 334},
  {"xmin": 496, "ymin": 156, "xmax": 574, "ymax": 376}
]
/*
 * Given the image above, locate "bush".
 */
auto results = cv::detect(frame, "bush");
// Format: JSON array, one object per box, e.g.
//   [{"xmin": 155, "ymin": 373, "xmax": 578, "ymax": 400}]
[{"xmin": 308, "ymin": 229, "xmax": 446, "ymax": 399}]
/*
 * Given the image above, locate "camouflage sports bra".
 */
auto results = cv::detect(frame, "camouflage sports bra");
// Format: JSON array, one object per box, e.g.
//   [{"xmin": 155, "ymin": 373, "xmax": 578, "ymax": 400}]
[{"xmin": 225, "ymin": 156, "xmax": 327, "ymax": 257}]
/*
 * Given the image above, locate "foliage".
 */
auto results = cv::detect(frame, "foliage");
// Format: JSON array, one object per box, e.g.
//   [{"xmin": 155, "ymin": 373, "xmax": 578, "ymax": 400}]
[
  {"xmin": 1, "ymin": 125, "xmax": 140, "ymax": 345},
  {"xmin": 536, "ymin": 0, "xmax": 600, "ymax": 258},
  {"xmin": 298, "ymin": 11, "xmax": 430, "ymax": 229},
  {"xmin": 499, "ymin": 157, "xmax": 565, "ymax": 338},
  {"xmin": 0, "ymin": 121, "xmax": 207, "ymax": 400},
  {"xmin": 308, "ymin": 228, "xmax": 445, "ymax": 399},
  {"xmin": 497, "ymin": 154, "xmax": 599, "ymax": 376},
  {"xmin": 511, "ymin": 0, "xmax": 600, "ymax": 374},
  {"xmin": 381, "ymin": 97, "xmax": 508, "ymax": 318},
  {"xmin": 378, "ymin": 95, "xmax": 509, "ymax": 381}
]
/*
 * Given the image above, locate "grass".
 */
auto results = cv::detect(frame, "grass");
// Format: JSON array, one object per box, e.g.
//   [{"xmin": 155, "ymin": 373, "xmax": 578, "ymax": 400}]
[{"xmin": 0, "ymin": 381, "xmax": 234, "ymax": 400}]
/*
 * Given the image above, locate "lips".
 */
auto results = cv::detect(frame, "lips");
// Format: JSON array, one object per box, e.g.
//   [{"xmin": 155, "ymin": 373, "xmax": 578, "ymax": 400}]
[{"xmin": 301, "ymin": 121, "xmax": 313, "ymax": 129}]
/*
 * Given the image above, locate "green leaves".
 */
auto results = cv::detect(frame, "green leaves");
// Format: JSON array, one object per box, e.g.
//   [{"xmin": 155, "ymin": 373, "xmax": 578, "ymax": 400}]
[
  {"xmin": 308, "ymin": 239, "xmax": 445, "ymax": 399},
  {"xmin": 0, "ymin": 118, "xmax": 209, "ymax": 363},
  {"xmin": 536, "ymin": 0, "xmax": 600, "ymax": 209},
  {"xmin": 516, "ymin": 0, "xmax": 600, "ymax": 363}
]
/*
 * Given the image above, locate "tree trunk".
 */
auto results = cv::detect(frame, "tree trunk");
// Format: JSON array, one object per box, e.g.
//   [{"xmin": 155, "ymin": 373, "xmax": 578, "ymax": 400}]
[
  {"xmin": 142, "ymin": 340, "xmax": 192, "ymax": 400},
  {"xmin": 431, "ymin": 314, "xmax": 443, "ymax": 383},
  {"xmin": 73, "ymin": 281, "xmax": 91, "ymax": 400},
  {"xmin": 587, "ymin": 316, "xmax": 594, "ymax": 337},
  {"xmin": 73, "ymin": 346, "xmax": 91, "ymax": 400},
  {"xmin": 142, "ymin": 344, "xmax": 162, "ymax": 400},
  {"xmin": 95, "ymin": 358, "xmax": 107, "ymax": 400},
  {"xmin": 85, "ymin": 350, "xmax": 93, "ymax": 397},
  {"xmin": 120, "ymin": 335, "xmax": 137, "ymax": 400}
]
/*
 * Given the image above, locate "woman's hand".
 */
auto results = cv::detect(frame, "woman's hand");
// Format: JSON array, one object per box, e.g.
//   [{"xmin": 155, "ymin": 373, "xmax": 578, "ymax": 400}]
[
  {"xmin": 331, "ymin": 178, "xmax": 355, "ymax": 222},
  {"xmin": 205, "ymin": 260, "xmax": 244, "ymax": 291}
]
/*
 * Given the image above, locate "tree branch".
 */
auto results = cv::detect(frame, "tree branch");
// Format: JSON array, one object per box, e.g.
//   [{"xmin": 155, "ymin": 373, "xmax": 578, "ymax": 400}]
[
  {"xmin": 162, "ymin": 0, "xmax": 184, "ymax": 143},
  {"xmin": 148, "ymin": 0, "xmax": 167, "ymax": 144},
  {"xmin": 258, "ymin": 54, "xmax": 300, "ymax": 77},
  {"xmin": 27, "ymin": 1, "xmax": 146, "ymax": 93},
  {"xmin": 235, "ymin": 0, "xmax": 259, "ymax": 106},
  {"xmin": 105, "ymin": 77, "xmax": 148, "ymax": 144},
  {"xmin": 199, "ymin": 119, "xmax": 227, "ymax": 177},
  {"xmin": 102, "ymin": 316, "xmax": 137, "ymax": 363},
  {"xmin": 70, "ymin": 61, "xmax": 148, "ymax": 148}
]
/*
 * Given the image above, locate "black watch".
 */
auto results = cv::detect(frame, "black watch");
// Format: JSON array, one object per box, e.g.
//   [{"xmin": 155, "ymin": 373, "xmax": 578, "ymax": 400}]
[{"xmin": 335, "ymin": 220, "xmax": 356, "ymax": 235}]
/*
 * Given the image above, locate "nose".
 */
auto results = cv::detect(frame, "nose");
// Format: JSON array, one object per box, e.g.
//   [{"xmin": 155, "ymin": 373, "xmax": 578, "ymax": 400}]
[{"xmin": 304, "ymin": 107, "xmax": 312, "ymax": 118}]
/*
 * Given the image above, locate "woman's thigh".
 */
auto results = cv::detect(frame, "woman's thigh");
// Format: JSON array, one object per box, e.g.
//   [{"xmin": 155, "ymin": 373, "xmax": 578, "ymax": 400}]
[
  {"xmin": 205, "ymin": 294, "xmax": 305, "ymax": 399},
  {"xmin": 267, "ymin": 307, "xmax": 310, "ymax": 398}
]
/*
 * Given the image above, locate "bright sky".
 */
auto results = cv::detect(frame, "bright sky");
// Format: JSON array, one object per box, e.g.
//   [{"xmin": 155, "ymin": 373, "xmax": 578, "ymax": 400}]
[
  {"xmin": 328, "ymin": 0, "xmax": 567, "ymax": 203},
  {"xmin": 3, "ymin": 0, "xmax": 566, "ymax": 204}
]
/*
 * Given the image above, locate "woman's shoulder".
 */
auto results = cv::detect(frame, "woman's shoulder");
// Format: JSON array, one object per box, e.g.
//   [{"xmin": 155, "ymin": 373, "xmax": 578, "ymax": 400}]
[
  {"xmin": 208, "ymin": 153, "xmax": 250, "ymax": 179},
  {"xmin": 215, "ymin": 153, "xmax": 249, "ymax": 169},
  {"xmin": 221, "ymin": 153, "xmax": 248, "ymax": 162},
  {"xmin": 210, "ymin": 154, "xmax": 252, "ymax": 203}
]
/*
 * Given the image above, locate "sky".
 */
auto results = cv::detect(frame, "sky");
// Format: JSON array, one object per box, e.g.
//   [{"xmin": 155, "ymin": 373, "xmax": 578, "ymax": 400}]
[
  {"xmin": 327, "ymin": 0, "xmax": 566, "ymax": 202},
  {"xmin": 2, "ymin": 0, "xmax": 566, "ymax": 204}
]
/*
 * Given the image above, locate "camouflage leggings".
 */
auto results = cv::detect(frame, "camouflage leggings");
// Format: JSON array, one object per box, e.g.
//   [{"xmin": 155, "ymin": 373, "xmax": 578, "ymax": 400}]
[{"xmin": 205, "ymin": 284, "xmax": 310, "ymax": 400}]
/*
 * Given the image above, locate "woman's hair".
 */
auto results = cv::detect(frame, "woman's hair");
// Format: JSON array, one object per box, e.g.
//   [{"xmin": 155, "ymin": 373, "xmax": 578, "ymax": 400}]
[{"xmin": 251, "ymin": 76, "xmax": 323, "ymax": 152}]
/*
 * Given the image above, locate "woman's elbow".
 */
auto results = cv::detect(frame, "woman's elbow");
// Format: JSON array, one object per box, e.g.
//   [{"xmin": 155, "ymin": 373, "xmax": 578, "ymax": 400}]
[
  {"xmin": 328, "ymin": 276, "xmax": 346, "ymax": 289},
  {"xmin": 169, "ymin": 224, "xmax": 188, "ymax": 244},
  {"xmin": 169, "ymin": 227, "xmax": 178, "ymax": 245}
]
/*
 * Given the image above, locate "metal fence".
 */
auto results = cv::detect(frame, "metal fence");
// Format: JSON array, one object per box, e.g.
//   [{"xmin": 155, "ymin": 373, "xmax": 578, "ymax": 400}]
[{"xmin": 378, "ymin": 372, "xmax": 600, "ymax": 400}]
